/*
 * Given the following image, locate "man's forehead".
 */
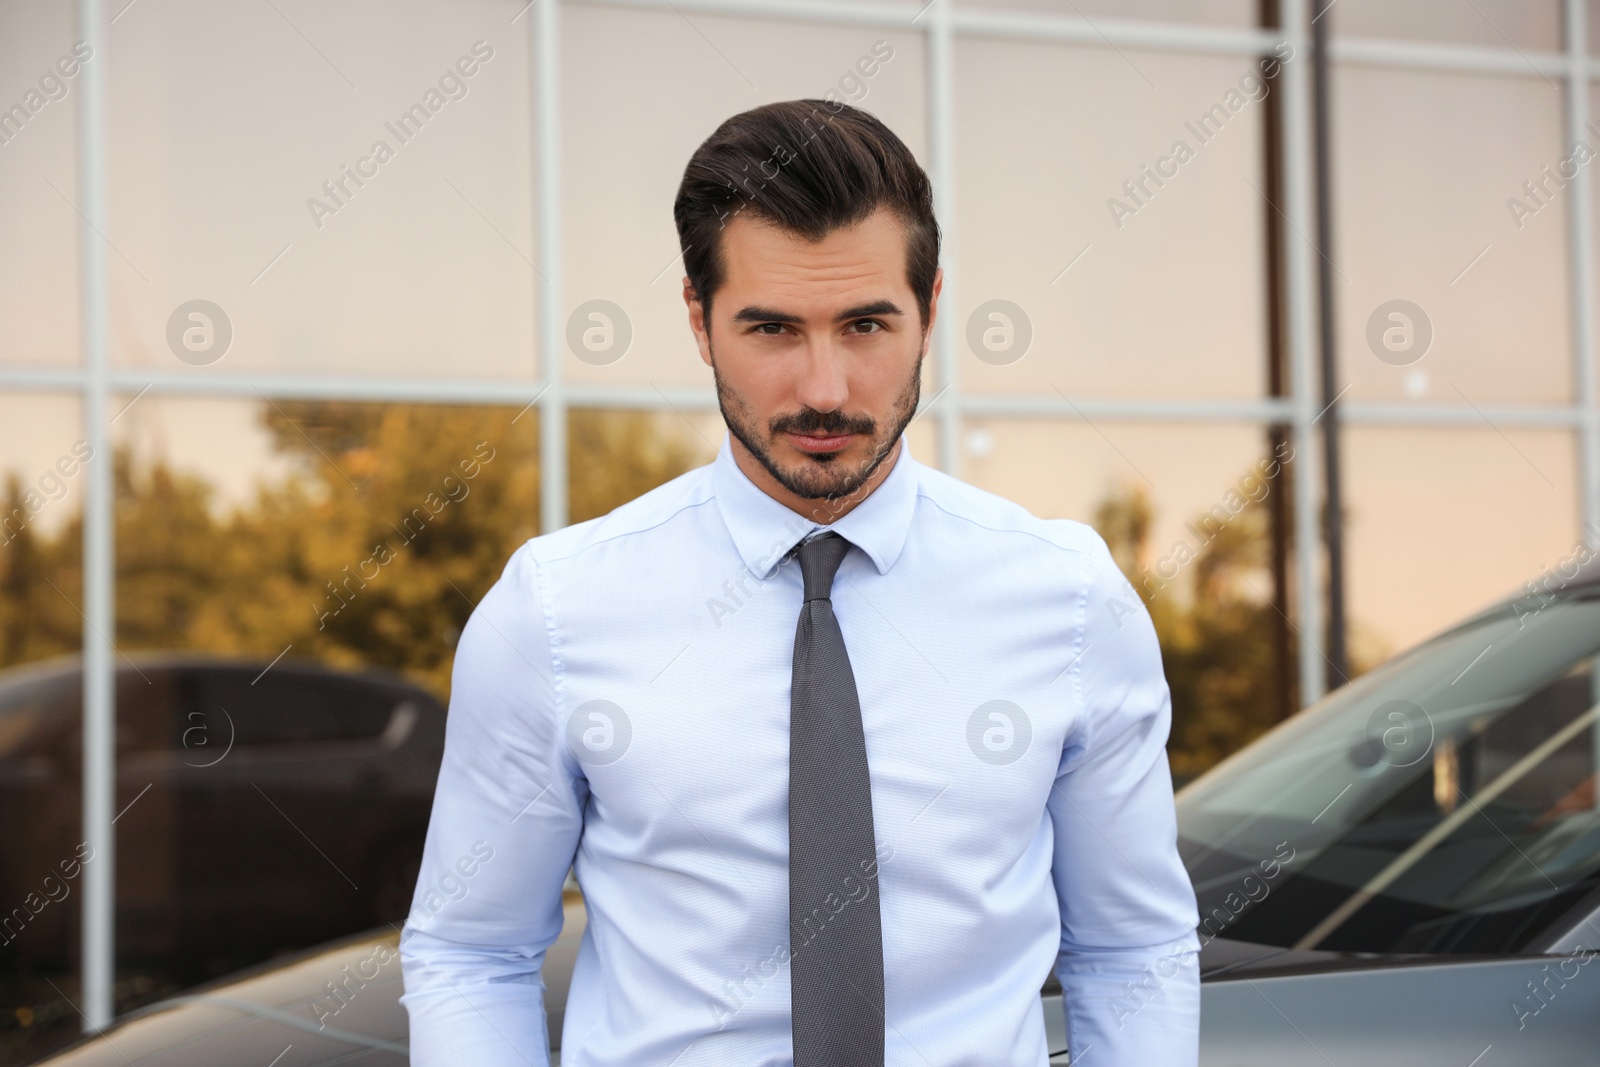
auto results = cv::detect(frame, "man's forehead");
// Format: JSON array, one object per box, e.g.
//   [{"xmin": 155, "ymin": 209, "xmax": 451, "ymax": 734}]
[{"xmin": 715, "ymin": 210, "xmax": 910, "ymax": 315}]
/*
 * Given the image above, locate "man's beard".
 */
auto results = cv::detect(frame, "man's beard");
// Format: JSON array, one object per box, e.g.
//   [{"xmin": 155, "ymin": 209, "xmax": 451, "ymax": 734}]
[{"xmin": 711, "ymin": 342, "xmax": 923, "ymax": 503}]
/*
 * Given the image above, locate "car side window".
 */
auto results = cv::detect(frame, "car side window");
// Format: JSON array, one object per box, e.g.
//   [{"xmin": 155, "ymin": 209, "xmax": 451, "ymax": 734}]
[
  {"xmin": 0, "ymin": 668, "xmax": 177, "ymax": 760},
  {"xmin": 117, "ymin": 670, "xmax": 179, "ymax": 754},
  {"xmin": 192, "ymin": 669, "xmax": 401, "ymax": 747},
  {"xmin": 0, "ymin": 671, "xmax": 77, "ymax": 760}
]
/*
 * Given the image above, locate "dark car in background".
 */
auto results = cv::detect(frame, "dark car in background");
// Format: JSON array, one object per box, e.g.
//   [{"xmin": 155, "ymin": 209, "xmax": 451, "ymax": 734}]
[
  {"xmin": 24, "ymin": 565, "xmax": 1600, "ymax": 1064},
  {"xmin": 0, "ymin": 653, "xmax": 445, "ymax": 1063}
]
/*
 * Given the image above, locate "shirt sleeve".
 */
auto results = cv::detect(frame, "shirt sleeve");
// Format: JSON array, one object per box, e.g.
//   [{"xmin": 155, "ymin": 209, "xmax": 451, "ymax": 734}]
[
  {"xmin": 399, "ymin": 542, "xmax": 587, "ymax": 1066},
  {"xmin": 1046, "ymin": 530, "xmax": 1201, "ymax": 1066}
]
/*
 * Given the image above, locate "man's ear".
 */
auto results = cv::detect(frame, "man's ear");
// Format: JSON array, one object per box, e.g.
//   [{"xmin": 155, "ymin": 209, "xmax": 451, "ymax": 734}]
[
  {"xmin": 684, "ymin": 277, "xmax": 712, "ymax": 367},
  {"xmin": 922, "ymin": 266, "xmax": 944, "ymax": 358}
]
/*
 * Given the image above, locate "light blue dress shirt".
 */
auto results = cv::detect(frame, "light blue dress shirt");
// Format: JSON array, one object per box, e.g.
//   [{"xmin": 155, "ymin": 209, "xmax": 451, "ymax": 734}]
[{"xmin": 399, "ymin": 429, "xmax": 1200, "ymax": 1066}]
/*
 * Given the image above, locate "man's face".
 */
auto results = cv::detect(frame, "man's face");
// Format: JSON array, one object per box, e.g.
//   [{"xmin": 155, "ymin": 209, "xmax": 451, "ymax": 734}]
[{"xmin": 684, "ymin": 205, "xmax": 940, "ymax": 514}]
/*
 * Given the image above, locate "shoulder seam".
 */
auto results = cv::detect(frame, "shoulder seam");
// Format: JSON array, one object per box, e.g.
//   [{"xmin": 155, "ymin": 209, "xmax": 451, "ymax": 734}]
[
  {"xmin": 530, "ymin": 480, "xmax": 717, "ymax": 567},
  {"xmin": 915, "ymin": 485, "xmax": 1098, "ymax": 557}
]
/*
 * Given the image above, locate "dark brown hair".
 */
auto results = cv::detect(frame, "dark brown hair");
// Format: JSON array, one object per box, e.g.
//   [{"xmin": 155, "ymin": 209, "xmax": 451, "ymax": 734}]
[{"xmin": 673, "ymin": 99, "xmax": 940, "ymax": 331}]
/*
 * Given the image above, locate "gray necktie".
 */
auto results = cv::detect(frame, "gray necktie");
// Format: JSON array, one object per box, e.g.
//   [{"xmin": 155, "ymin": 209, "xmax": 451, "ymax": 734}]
[{"xmin": 788, "ymin": 530, "xmax": 885, "ymax": 1066}]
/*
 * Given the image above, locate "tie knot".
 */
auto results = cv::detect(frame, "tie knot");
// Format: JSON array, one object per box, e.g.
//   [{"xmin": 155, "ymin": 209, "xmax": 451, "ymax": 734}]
[{"xmin": 796, "ymin": 531, "xmax": 851, "ymax": 602}]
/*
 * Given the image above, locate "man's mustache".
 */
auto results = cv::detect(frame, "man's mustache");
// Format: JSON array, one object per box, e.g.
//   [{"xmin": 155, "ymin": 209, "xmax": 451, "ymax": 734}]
[{"xmin": 772, "ymin": 411, "xmax": 875, "ymax": 436}]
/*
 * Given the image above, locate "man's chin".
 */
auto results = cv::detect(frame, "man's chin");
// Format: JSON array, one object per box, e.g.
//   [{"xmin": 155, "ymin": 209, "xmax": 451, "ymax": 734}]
[{"xmin": 771, "ymin": 438, "xmax": 883, "ymax": 498}]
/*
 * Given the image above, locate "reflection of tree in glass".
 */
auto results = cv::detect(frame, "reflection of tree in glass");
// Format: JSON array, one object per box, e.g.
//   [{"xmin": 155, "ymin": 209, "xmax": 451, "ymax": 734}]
[
  {"xmin": 0, "ymin": 404, "xmax": 700, "ymax": 702},
  {"xmin": 1092, "ymin": 473, "xmax": 1390, "ymax": 784},
  {"xmin": 5, "ymin": 432, "xmax": 1391, "ymax": 780}
]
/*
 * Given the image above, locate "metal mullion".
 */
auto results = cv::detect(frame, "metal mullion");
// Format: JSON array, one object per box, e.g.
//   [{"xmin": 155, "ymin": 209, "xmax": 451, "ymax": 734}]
[
  {"xmin": 928, "ymin": 0, "xmax": 959, "ymax": 476},
  {"xmin": 573, "ymin": 0, "xmax": 1580, "ymax": 81},
  {"xmin": 1282, "ymin": 1, "xmax": 1326, "ymax": 708},
  {"xmin": 0, "ymin": 367, "xmax": 84, "ymax": 390},
  {"xmin": 8, "ymin": 365, "xmax": 1592, "ymax": 429},
  {"xmin": 9, "ymin": 365, "xmax": 1591, "ymax": 427},
  {"xmin": 128, "ymin": 372, "xmax": 545, "ymax": 405},
  {"xmin": 948, "ymin": 9, "xmax": 1275, "ymax": 56},
  {"xmin": 1341, "ymin": 401, "xmax": 1583, "ymax": 428},
  {"xmin": 569, "ymin": 0, "xmax": 926, "ymax": 32},
  {"xmin": 537, "ymin": 0, "xmax": 566, "ymax": 533},
  {"xmin": 574, "ymin": 0, "xmax": 1283, "ymax": 59},
  {"xmin": 959, "ymin": 394, "xmax": 1295, "ymax": 423},
  {"xmin": 572, "ymin": 0, "xmax": 1278, "ymax": 55},
  {"xmin": 1329, "ymin": 36, "xmax": 1565, "ymax": 78},
  {"xmin": 75, "ymin": 0, "xmax": 115, "ymax": 1032}
]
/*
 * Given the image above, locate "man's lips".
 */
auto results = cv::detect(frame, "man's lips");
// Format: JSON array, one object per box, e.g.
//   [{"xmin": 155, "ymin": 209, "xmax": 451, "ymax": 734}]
[{"xmin": 787, "ymin": 430, "xmax": 854, "ymax": 453}]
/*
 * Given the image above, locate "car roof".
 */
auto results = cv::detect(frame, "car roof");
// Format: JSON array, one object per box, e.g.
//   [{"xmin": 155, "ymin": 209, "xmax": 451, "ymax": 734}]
[{"xmin": 0, "ymin": 651, "xmax": 440, "ymax": 703}]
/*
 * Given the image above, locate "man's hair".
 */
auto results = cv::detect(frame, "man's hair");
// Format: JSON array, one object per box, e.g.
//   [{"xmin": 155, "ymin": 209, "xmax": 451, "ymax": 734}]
[{"xmin": 673, "ymin": 99, "xmax": 940, "ymax": 331}]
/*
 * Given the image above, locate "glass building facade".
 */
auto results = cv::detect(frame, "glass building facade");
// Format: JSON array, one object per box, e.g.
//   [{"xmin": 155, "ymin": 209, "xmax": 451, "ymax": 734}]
[{"xmin": 1, "ymin": 0, "xmax": 1597, "ymax": 1037}]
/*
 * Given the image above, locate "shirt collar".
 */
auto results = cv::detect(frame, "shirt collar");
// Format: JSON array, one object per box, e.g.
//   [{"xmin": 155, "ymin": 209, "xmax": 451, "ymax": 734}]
[{"xmin": 712, "ymin": 429, "xmax": 920, "ymax": 580}]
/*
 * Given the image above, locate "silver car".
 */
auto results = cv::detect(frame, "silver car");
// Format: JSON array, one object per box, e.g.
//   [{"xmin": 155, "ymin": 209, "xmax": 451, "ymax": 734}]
[{"xmin": 28, "ymin": 568, "xmax": 1600, "ymax": 1064}]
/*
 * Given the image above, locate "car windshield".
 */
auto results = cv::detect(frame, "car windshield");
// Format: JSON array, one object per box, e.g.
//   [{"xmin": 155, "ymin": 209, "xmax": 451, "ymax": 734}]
[{"xmin": 1177, "ymin": 590, "xmax": 1600, "ymax": 955}]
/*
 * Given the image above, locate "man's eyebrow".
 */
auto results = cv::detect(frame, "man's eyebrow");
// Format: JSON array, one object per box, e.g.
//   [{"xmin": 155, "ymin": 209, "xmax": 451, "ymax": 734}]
[{"xmin": 731, "ymin": 300, "xmax": 905, "ymax": 326}]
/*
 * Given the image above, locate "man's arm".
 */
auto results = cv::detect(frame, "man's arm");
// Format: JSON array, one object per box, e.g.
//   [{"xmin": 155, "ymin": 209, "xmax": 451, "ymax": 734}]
[
  {"xmin": 400, "ymin": 543, "xmax": 586, "ymax": 1066},
  {"xmin": 1046, "ymin": 531, "xmax": 1201, "ymax": 1065}
]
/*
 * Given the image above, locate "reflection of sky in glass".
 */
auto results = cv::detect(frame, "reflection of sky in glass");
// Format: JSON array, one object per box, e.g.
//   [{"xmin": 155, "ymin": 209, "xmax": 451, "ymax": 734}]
[
  {"xmin": 102, "ymin": 0, "xmax": 538, "ymax": 377},
  {"xmin": 1332, "ymin": 66, "xmax": 1568, "ymax": 405},
  {"xmin": 956, "ymin": 39, "xmax": 1267, "ymax": 400},
  {"xmin": 1332, "ymin": 0, "xmax": 1561, "ymax": 50}
]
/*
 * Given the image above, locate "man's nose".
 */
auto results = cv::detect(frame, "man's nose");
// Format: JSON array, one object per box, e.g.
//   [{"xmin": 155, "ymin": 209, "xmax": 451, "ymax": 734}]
[{"xmin": 793, "ymin": 337, "xmax": 850, "ymax": 415}]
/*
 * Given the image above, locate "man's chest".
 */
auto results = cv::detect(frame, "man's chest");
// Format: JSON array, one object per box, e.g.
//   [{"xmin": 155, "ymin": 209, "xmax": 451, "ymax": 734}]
[{"xmin": 546, "ymin": 548, "xmax": 1084, "ymax": 868}]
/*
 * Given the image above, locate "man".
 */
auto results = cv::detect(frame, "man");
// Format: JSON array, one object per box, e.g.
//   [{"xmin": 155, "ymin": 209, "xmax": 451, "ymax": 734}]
[{"xmin": 400, "ymin": 98, "xmax": 1200, "ymax": 1065}]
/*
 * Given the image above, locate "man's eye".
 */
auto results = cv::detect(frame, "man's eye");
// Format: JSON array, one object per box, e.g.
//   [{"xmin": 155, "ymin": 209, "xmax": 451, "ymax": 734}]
[
  {"xmin": 755, "ymin": 323, "xmax": 788, "ymax": 335},
  {"xmin": 849, "ymin": 320, "xmax": 884, "ymax": 334}
]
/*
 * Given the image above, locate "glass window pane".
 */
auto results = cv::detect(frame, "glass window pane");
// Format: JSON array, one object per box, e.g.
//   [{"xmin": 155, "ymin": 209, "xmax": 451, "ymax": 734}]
[
  {"xmin": 95, "ymin": 396, "xmax": 546, "ymax": 1018},
  {"xmin": 109, "ymin": 396, "xmax": 539, "ymax": 675},
  {"xmin": 107, "ymin": 0, "xmax": 537, "ymax": 377},
  {"xmin": 562, "ymin": 6, "xmax": 927, "ymax": 389},
  {"xmin": 568, "ymin": 408, "xmax": 712, "ymax": 525},
  {"xmin": 0, "ymin": 393, "xmax": 86, "ymax": 667},
  {"xmin": 956, "ymin": 40, "xmax": 1269, "ymax": 400},
  {"xmin": 194, "ymin": 667, "xmax": 404, "ymax": 746},
  {"xmin": 0, "ymin": 0, "xmax": 82, "ymax": 367},
  {"xmin": 0, "ymin": 391, "xmax": 85, "ymax": 1064},
  {"xmin": 953, "ymin": 0, "xmax": 1255, "ymax": 27},
  {"xmin": 960, "ymin": 418, "xmax": 1270, "ymax": 534},
  {"xmin": 1333, "ymin": 67, "xmax": 1570, "ymax": 405},
  {"xmin": 1590, "ymin": 86, "xmax": 1600, "ymax": 326},
  {"xmin": 1332, "ymin": 0, "xmax": 1561, "ymax": 52},
  {"xmin": 1344, "ymin": 427, "xmax": 1579, "ymax": 654}
]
